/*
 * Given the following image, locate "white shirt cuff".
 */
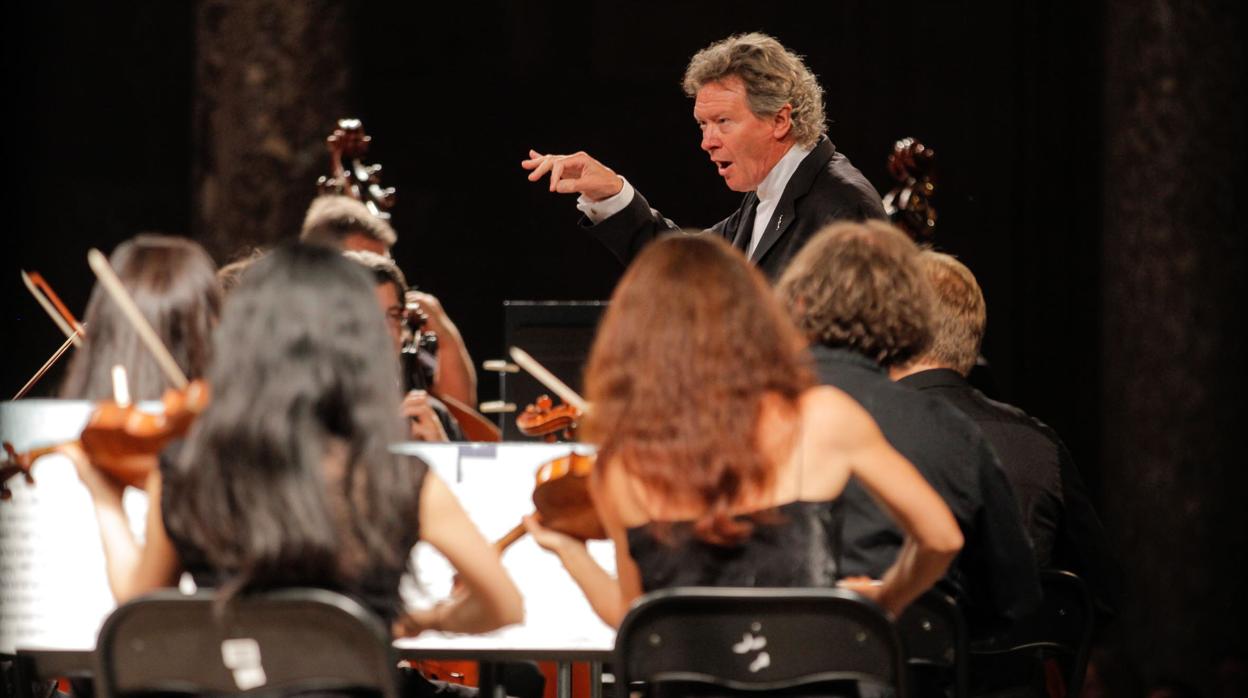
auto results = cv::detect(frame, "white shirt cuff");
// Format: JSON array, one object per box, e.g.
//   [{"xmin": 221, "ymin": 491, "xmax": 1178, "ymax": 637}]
[{"xmin": 576, "ymin": 177, "xmax": 634, "ymax": 224}]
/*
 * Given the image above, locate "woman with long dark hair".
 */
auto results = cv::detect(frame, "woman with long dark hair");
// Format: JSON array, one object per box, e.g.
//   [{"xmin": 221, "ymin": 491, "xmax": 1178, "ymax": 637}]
[
  {"xmin": 524, "ymin": 233, "xmax": 963, "ymax": 627},
  {"xmin": 59, "ymin": 234, "xmax": 221, "ymax": 401},
  {"xmin": 70, "ymin": 243, "xmax": 522, "ymax": 639}
]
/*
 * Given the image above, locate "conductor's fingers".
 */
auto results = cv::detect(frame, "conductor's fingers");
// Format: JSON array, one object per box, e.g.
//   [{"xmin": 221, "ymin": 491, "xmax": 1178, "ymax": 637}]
[
  {"xmin": 549, "ymin": 159, "xmax": 567, "ymax": 192},
  {"xmin": 526, "ymin": 155, "xmax": 555, "ymax": 181}
]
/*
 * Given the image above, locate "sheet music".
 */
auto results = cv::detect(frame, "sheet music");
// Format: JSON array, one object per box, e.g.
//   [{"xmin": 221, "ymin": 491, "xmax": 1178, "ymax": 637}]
[
  {"xmin": 393, "ymin": 442, "xmax": 616, "ymax": 653},
  {"xmin": 0, "ymin": 405, "xmax": 614, "ymax": 654},
  {"xmin": 0, "ymin": 400, "xmax": 148, "ymax": 653}
]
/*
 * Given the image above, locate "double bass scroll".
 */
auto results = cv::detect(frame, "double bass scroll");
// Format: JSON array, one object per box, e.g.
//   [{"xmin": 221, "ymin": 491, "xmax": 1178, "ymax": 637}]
[{"xmin": 882, "ymin": 137, "xmax": 937, "ymax": 242}]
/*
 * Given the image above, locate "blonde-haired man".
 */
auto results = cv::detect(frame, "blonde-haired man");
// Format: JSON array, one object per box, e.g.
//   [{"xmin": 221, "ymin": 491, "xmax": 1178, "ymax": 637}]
[
  {"xmin": 523, "ymin": 33, "xmax": 884, "ymax": 281},
  {"xmin": 892, "ymin": 250, "xmax": 1120, "ymax": 618}
]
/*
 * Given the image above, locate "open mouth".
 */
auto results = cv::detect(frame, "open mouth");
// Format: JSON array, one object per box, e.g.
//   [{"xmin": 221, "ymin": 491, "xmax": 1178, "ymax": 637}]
[{"xmin": 714, "ymin": 161, "xmax": 733, "ymax": 176}]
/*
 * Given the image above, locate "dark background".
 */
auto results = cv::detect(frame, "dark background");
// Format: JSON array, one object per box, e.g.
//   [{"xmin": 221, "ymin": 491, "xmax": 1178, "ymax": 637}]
[{"xmin": 3, "ymin": 1, "xmax": 1244, "ymax": 691}]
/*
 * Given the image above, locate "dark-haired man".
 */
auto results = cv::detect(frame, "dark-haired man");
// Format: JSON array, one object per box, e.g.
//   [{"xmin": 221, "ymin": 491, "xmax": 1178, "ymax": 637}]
[
  {"xmin": 892, "ymin": 250, "xmax": 1121, "ymax": 618},
  {"xmin": 523, "ymin": 33, "xmax": 883, "ymax": 281},
  {"xmin": 344, "ymin": 250, "xmax": 461, "ymax": 442},
  {"xmin": 777, "ymin": 221, "xmax": 1040, "ymax": 642},
  {"xmin": 302, "ymin": 195, "xmax": 478, "ymax": 409}
]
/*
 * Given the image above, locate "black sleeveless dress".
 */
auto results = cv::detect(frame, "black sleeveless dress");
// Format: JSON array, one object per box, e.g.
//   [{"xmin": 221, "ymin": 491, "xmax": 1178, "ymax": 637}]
[
  {"xmin": 626, "ymin": 499, "xmax": 845, "ymax": 592},
  {"xmin": 160, "ymin": 448, "xmax": 427, "ymax": 624}
]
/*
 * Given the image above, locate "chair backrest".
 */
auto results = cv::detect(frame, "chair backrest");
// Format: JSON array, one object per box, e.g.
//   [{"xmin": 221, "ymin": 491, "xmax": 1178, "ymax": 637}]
[
  {"xmin": 897, "ymin": 588, "xmax": 967, "ymax": 698},
  {"xmin": 614, "ymin": 587, "xmax": 906, "ymax": 697},
  {"xmin": 969, "ymin": 570, "xmax": 1094, "ymax": 696},
  {"xmin": 94, "ymin": 588, "xmax": 400, "ymax": 698}
]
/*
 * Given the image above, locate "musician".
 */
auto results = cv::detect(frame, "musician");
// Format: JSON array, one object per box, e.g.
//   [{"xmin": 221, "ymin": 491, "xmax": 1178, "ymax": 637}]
[
  {"xmin": 301, "ymin": 194, "xmax": 478, "ymax": 408},
  {"xmin": 892, "ymin": 250, "xmax": 1121, "ymax": 617},
  {"xmin": 59, "ymin": 234, "xmax": 221, "ymax": 401},
  {"xmin": 523, "ymin": 33, "xmax": 885, "ymax": 281},
  {"xmin": 523, "ymin": 234, "xmax": 962, "ymax": 628},
  {"xmin": 66, "ymin": 244, "xmax": 522, "ymax": 696},
  {"xmin": 300, "ymin": 194, "xmax": 397, "ymax": 255},
  {"xmin": 775, "ymin": 221, "xmax": 1041, "ymax": 639},
  {"xmin": 343, "ymin": 249, "xmax": 462, "ymax": 442},
  {"xmin": 216, "ymin": 246, "xmax": 267, "ymax": 294}
]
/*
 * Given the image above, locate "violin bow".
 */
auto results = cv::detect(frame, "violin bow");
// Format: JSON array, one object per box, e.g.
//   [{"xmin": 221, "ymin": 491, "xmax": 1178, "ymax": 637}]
[
  {"xmin": 507, "ymin": 346, "xmax": 590, "ymax": 415},
  {"xmin": 86, "ymin": 248, "xmax": 189, "ymax": 390},
  {"xmin": 12, "ymin": 271, "xmax": 87, "ymax": 399},
  {"xmin": 12, "ymin": 330, "xmax": 81, "ymax": 400},
  {"xmin": 22, "ymin": 270, "xmax": 85, "ymax": 347}
]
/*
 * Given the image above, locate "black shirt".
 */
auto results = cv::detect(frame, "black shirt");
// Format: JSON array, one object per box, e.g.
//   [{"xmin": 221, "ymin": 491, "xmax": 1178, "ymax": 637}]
[
  {"xmin": 810, "ymin": 346, "xmax": 1041, "ymax": 635},
  {"xmin": 897, "ymin": 368, "xmax": 1121, "ymax": 617}
]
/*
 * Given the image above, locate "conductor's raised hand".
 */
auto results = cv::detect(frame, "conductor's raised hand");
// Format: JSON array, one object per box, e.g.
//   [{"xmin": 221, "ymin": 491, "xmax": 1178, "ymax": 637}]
[{"xmin": 522, "ymin": 149, "xmax": 624, "ymax": 201}]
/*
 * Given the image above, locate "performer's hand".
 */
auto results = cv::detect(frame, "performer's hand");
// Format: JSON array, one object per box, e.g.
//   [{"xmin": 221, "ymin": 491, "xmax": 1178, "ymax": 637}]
[
  {"xmin": 522, "ymin": 149, "xmax": 624, "ymax": 201},
  {"xmin": 837, "ymin": 576, "xmax": 897, "ymax": 615},
  {"xmin": 60, "ymin": 442, "xmax": 127, "ymax": 505},
  {"xmin": 393, "ymin": 604, "xmax": 445, "ymax": 637},
  {"xmin": 402, "ymin": 390, "xmax": 450, "ymax": 442},
  {"xmin": 523, "ymin": 514, "xmax": 583, "ymax": 555}
]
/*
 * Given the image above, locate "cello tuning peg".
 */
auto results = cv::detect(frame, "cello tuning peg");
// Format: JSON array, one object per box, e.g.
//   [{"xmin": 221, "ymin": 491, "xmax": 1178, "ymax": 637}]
[
  {"xmin": 483, "ymin": 360, "xmax": 519, "ymax": 373},
  {"xmin": 478, "ymin": 401, "xmax": 517, "ymax": 414}
]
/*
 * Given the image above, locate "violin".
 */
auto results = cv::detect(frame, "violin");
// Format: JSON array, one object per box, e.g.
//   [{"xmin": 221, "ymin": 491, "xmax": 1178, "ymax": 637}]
[
  {"xmin": 882, "ymin": 137, "xmax": 937, "ymax": 242},
  {"xmin": 1, "ymin": 380, "xmax": 210, "ymax": 499},
  {"xmin": 2, "ymin": 249, "xmax": 210, "ymax": 500},
  {"xmin": 515, "ymin": 394, "xmax": 580, "ymax": 441},
  {"xmin": 493, "ymin": 376, "xmax": 605, "ymax": 555}
]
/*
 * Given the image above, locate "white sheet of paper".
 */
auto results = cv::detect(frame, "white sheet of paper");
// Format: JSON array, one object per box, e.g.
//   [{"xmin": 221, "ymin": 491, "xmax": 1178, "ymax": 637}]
[
  {"xmin": 393, "ymin": 442, "xmax": 616, "ymax": 653},
  {"xmin": 0, "ymin": 408, "xmax": 615, "ymax": 654},
  {"xmin": 0, "ymin": 400, "xmax": 149, "ymax": 653}
]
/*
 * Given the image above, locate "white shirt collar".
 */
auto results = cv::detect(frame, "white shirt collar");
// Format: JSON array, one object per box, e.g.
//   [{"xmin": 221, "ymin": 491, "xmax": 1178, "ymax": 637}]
[{"xmin": 755, "ymin": 142, "xmax": 813, "ymax": 203}]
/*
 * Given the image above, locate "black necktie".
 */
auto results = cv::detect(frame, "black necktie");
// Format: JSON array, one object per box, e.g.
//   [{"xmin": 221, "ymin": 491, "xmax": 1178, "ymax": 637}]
[{"xmin": 733, "ymin": 196, "xmax": 759, "ymax": 254}]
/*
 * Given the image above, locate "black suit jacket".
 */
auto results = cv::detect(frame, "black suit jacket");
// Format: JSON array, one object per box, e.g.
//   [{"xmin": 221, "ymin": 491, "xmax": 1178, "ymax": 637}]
[
  {"xmin": 811, "ymin": 346, "xmax": 1041, "ymax": 636},
  {"xmin": 585, "ymin": 137, "xmax": 885, "ymax": 281},
  {"xmin": 898, "ymin": 368, "xmax": 1122, "ymax": 618}
]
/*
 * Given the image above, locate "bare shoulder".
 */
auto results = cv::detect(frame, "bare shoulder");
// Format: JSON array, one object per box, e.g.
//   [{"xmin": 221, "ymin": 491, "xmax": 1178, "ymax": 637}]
[
  {"xmin": 798, "ymin": 385, "xmax": 874, "ymax": 436},
  {"xmin": 794, "ymin": 387, "xmax": 865, "ymax": 498},
  {"xmin": 591, "ymin": 455, "xmax": 650, "ymax": 529}
]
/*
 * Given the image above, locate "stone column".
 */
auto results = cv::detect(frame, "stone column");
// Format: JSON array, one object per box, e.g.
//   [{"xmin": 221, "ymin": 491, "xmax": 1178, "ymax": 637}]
[
  {"xmin": 192, "ymin": 0, "xmax": 357, "ymax": 261},
  {"xmin": 1101, "ymin": 0, "xmax": 1246, "ymax": 688}
]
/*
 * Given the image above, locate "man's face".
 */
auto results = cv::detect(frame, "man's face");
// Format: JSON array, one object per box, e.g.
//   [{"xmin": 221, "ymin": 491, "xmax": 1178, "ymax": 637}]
[
  {"xmin": 374, "ymin": 281, "xmax": 405, "ymax": 355},
  {"xmin": 693, "ymin": 76, "xmax": 791, "ymax": 192},
  {"xmin": 343, "ymin": 231, "xmax": 390, "ymax": 256}
]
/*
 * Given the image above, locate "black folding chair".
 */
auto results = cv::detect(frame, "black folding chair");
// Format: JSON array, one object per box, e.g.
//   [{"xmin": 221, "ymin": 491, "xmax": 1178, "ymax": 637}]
[
  {"xmin": 614, "ymin": 587, "xmax": 906, "ymax": 697},
  {"xmin": 94, "ymin": 587, "xmax": 400, "ymax": 698},
  {"xmin": 969, "ymin": 570, "xmax": 1094, "ymax": 697},
  {"xmin": 897, "ymin": 589, "xmax": 967, "ymax": 698}
]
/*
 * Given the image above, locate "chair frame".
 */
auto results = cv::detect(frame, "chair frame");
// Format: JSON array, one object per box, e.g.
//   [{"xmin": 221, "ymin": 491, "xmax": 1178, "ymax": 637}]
[
  {"xmin": 93, "ymin": 587, "xmax": 400, "ymax": 698},
  {"xmin": 897, "ymin": 588, "xmax": 967, "ymax": 698},
  {"xmin": 969, "ymin": 569, "xmax": 1095, "ymax": 697},
  {"xmin": 614, "ymin": 586, "xmax": 907, "ymax": 697}
]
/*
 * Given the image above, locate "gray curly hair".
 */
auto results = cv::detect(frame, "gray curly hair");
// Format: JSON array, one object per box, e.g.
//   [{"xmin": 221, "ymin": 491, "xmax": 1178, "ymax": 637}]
[{"xmin": 682, "ymin": 33, "xmax": 827, "ymax": 149}]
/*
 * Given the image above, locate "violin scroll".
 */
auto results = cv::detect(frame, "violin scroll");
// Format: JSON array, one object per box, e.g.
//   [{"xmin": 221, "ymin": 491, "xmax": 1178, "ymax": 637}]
[
  {"xmin": 515, "ymin": 395, "xmax": 581, "ymax": 442},
  {"xmin": 1, "ymin": 442, "xmax": 39, "ymax": 501}
]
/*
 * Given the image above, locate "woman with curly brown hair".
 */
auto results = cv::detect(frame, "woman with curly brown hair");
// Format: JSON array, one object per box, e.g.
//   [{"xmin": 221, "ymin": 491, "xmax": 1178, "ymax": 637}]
[{"xmin": 524, "ymin": 233, "xmax": 962, "ymax": 628}]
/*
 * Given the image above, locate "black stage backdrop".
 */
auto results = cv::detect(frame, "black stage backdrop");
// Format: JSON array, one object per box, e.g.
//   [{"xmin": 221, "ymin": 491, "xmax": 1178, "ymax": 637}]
[{"xmin": 3, "ymin": 1, "xmax": 1244, "ymax": 690}]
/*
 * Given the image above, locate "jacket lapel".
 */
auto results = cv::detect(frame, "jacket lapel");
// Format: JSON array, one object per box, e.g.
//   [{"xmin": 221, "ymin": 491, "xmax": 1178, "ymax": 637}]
[{"xmin": 750, "ymin": 137, "xmax": 836, "ymax": 264}]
